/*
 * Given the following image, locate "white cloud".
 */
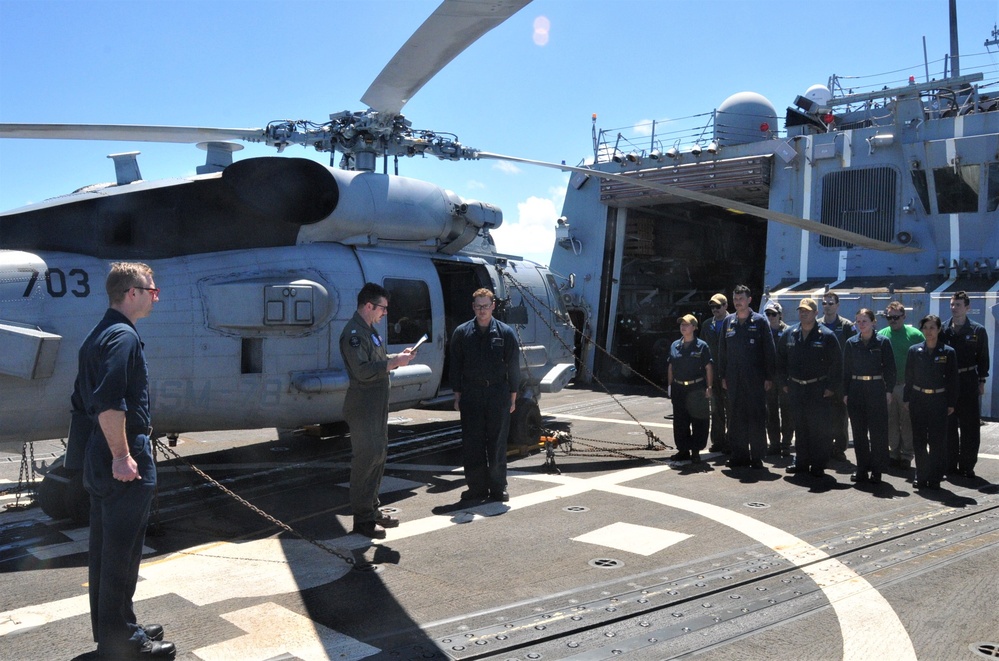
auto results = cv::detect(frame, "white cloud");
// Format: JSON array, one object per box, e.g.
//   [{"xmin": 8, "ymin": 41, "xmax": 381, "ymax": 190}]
[
  {"xmin": 633, "ymin": 119, "xmax": 655, "ymax": 136},
  {"xmin": 490, "ymin": 194, "xmax": 562, "ymax": 266},
  {"xmin": 492, "ymin": 160, "xmax": 522, "ymax": 175},
  {"xmin": 464, "ymin": 178, "xmax": 487, "ymax": 190}
]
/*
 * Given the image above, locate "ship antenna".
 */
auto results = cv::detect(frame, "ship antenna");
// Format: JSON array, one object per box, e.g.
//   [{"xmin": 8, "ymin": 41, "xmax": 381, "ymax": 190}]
[{"xmin": 949, "ymin": 0, "xmax": 960, "ymax": 77}]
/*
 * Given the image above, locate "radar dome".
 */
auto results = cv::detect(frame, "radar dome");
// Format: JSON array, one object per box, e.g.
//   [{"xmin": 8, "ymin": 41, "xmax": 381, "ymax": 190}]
[
  {"xmin": 714, "ymin": 92, "xmax": 778, "ymax": 146},
  {"xmin": 804, "ymin": 84, "xmax": 832, "ymax": 107}
]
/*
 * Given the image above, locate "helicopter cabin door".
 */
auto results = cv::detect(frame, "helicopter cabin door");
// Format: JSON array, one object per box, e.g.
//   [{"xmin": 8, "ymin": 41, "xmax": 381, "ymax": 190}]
[{"xmin": 353, "ymin": 251, "xmax": 446, "ymax": 406}]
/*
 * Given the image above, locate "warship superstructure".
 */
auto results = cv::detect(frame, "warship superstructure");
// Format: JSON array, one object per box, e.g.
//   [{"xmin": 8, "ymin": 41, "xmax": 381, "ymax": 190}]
[{"xmin": 551, "ymin": 24, "xmax": 999, "ymax": 416}]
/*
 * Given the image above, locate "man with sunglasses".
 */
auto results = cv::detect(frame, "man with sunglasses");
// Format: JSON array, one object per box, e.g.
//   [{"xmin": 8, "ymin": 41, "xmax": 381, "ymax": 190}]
[
  {"xmin": 820, "ymin": 292, "xmax": 856, "ymax": 462},
  {"xmin": 340, "ymin": 282, "xmax": 417, "ymax": 539},
  {"xmin": 877, "ymin": 301, "xmax": 924, "ymax": 470},
  {"xmin": 69, "ymin": 262, "xmax": 176, "ymax": 659}
]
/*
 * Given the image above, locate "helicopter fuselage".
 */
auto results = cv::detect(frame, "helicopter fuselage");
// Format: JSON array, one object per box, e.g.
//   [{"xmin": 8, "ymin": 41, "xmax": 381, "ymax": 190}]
[{"xmin": 0, "ymin": 159, "xmax": 576, "ymax": 451}]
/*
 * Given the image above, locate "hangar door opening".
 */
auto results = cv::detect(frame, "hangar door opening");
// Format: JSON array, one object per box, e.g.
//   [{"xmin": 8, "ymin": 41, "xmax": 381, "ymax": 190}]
[{"xmin": 599, "ymin": 202, "xmax": 768, "ymax": 384}]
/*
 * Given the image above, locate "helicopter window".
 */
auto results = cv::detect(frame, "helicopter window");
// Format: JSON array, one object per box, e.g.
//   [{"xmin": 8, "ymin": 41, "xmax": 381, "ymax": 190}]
[
  {"xmin": 910, "ymin": 169, "xmax": 931, "ymax": 214},
  {"xmin": 545, "ymin": 273, "xmax": 569, "ymax": 320},
  {"xmin": 384, "ymin": 278, "xmax": 431, "ymax": 345},
  {"xmin": 934, "ymin": 164, "xmax": 980, "ymax": 214},
  {"xmin": 241, "ymin": 338, "xmax": 263, "ymax": 374},
  {"xmin": 987, "ymin": 163, "xmax": 999, "ymax": 213}
]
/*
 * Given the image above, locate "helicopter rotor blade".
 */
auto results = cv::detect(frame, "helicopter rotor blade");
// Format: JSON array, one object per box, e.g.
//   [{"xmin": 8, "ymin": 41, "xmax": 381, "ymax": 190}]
[
  {"xmin": 0, "ymin": 123, "xmax": 266, "ymax": 144},
  {"xmin": 476, "ymin": 151, "xmax": 920, "ymax": 255},
  {"xmin": 361, "ymin": 0, "xmax": 532, "ymax": 117}
]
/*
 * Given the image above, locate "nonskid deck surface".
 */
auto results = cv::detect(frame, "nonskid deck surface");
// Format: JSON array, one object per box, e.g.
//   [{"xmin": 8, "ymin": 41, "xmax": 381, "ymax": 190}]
[{"xmin": 2, "ymin": 385, "xmax": 998, "ymax": 661}]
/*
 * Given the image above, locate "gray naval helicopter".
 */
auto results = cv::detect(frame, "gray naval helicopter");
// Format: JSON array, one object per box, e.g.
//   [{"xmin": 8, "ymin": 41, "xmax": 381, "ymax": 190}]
[
  {"xmin": 546, "ymin": 7, "xmax": 999, "ymax": 417},
  {"xmin": 0, "ymin": 0, "xmax": 578, "ymax": 519}
]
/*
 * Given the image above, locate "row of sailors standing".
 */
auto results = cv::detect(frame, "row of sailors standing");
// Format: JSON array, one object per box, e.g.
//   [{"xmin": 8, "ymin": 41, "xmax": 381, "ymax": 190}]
[{"xmin": 667, "ymin": 286, "xmax": 989, "ymax": 491}]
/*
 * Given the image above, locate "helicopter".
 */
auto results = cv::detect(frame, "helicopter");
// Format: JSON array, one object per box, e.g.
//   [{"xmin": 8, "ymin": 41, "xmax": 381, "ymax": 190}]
[{"xmin": 0, "ymin": 0, "xmax": 581, "ymax": 518}]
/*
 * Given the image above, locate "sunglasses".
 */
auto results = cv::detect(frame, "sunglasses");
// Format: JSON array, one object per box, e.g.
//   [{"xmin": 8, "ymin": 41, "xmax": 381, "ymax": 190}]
[
  {"xmin": 709, "ymin": 304, "xmax": 722, "ymax": 310},
  {"xmin": 765, "ymin": 310, "xmax": 779, "ymax": 317},
  {"xmin": 132, "ymin": 286, "xmax": 161, "ymax": 296},
  {"xmin": 885, "ymin": 314, "xmax": 903, "ymax": 321}
]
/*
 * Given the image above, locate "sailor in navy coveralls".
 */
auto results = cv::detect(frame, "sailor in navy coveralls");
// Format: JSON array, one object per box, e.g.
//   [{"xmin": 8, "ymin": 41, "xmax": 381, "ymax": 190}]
[
  {"xmin": 450, "ymin": 288, "xmax": 521, "ymax": 501},
  {"xmin": 667, "ymin": 314, "xmax": 714, "ymax": 463},
  {"xmin": 68, "ymin": 262, "xmax": 176, "ymax": 659},
  {"xmin": 842, "ymin": 308, "xmax": 896, "ymax": 483},
  {"xmin": 777, "ymin": 298, "xmax": 843, "ymax": 478},
  {"xmin": 942, "ymin": 291, "xmax": 990, "ymax": 478},
  {"xmin": 716, "ymin": 285, "xmax": 776, "ymax": 468},
  {"xmin": 905, "ymin": 315, "xmax": 959, "ymax": 490}
]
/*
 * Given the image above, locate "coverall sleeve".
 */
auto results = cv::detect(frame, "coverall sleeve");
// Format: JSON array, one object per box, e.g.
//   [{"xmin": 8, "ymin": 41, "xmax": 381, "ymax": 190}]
[
  {"xmin": 90, "ymin": 327, "xmax": 139, "ymax": 415},
  {"xmin": 449, "ymin": 327, "xmax": 464, "ymax": 392},
  {"xmin": 903, "ymin": 347, "xmax": 916, "ymax": 403},
  {"xmin": 946, "ymin": 349, "xmax": 960, "ymax": 409},
  {"xmin": 977, "ymin": 326, "xmax": 990, "ymax": 380},
  {"xmin": 762, "ymin": 317, "xmax": 777, "ymax": 380},
  {"xmin": 716, "ymin": 320, "xmax": 728, "ymax": 379}
]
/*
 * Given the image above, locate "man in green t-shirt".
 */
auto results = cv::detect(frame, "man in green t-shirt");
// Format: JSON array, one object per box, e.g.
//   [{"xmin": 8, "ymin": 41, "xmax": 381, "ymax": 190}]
[{"xmin": 877, "ymin": 301, "xmax": 924, "ymax": 469}]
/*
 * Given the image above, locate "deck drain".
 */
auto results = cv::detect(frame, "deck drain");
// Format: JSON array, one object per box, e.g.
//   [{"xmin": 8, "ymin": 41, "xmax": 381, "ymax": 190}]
[
  {"xmin": 564, "ymin": 506, "xmax": 590, "ymax": 513},
  {"xmin": 589, "ymin": 558, "xmax": 624, "ymax": 569},
  {"xmin": 971, "ymin": 642, "xmax": 999, "ymax": 658},
  {"xmin": 744, "ymin": 502, "xmax": 770, "ymax": 509},
  {"xmin": 380, "ymin": 507, "xmax": 400, "ymax": 515}
]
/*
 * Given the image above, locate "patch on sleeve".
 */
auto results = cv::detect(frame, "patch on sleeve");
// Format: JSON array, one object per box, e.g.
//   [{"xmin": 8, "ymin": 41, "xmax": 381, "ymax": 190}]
[{"xmin": 349, "ymin": 336, "xmax": 361, "ymax": 348}]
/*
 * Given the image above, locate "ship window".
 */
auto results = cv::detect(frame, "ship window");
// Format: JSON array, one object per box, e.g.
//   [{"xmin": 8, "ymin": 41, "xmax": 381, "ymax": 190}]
[
  {"xmin": 987, "ymin": 163, "xmax": 999, "ymax": 213},
  {"xmin": 819, "ymin": 167, "xmax": 897, "ymax": 248},
  {"xmin": 910, "ymin": 169, "xmax": 931, "ymax": 214},
  {"xmin": 934, "ymin": 164, "xmax": 980, "ymax": 213},
  {"xmin": 384, "ymin": 278, "xmax": 431, "ymax": 345}
]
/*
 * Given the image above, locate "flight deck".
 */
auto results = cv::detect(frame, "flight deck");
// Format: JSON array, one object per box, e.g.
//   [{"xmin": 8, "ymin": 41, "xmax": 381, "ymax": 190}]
[{"xmin": 2, "ymin": 384, "xmax": 998, "ymax": 661}]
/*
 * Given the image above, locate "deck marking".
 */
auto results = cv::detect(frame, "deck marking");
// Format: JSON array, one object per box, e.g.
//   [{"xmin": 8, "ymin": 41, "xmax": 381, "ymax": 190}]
[
  {"xmin": 543, "ymin": 412, "xmax": 673, "ymax": 428},
  {"xmin": 514, "ymin": 468, "xmax": 916, "ymax": 661},
  {"xmin": 0, "ymin": 538, "xmax": 352, "ymax": 635},
  {"xmin": 572, "ymin": 522, "xmax": 691, "ymax": 556},
  {"xmin": 2, "ymin": 461, "xmax": 941, "ymax": 656},
  {"xmin": 193, "ymin": 602, "xmax": 378, "ymax": 661}
]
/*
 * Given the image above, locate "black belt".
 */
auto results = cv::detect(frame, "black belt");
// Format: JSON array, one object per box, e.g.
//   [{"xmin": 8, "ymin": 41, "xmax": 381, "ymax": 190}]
[
  {"xmin": 851, "ymin": 375, "xmax": 883, "ymax": 381},
  {"xmin": 127, "ymin": 425, "xmax": 153, "ymax": 437},
  {"xmin": 674, "ymin": 377, "xmax": 705, "ymax": 386},
  {"xmin": 912, "ymin": 386, "xmax": 946, "ymax": 395},
  {"xmin": 465, "ymin": 378, "xmax": 502, "ymax": 387},
  {"xmin": 790, "ymin": 376, "xmax": 827, "ymax": 385}
]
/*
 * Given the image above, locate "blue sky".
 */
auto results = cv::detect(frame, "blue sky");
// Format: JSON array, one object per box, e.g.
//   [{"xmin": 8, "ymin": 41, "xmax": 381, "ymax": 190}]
[{"xmin": 2, "ymin": 0, "xmax": 998, "ymax": 266}]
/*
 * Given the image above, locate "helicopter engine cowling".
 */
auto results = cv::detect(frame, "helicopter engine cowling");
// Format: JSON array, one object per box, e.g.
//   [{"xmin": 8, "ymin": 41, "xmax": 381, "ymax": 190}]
[{"xmin": 297, "ymin": 169, "xmax": 502, "ymax": 253}]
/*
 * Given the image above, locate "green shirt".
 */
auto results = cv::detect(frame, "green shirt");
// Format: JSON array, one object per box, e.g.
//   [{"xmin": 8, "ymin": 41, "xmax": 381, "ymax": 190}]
[{"xmin": 877, "ymin": 324, "xmax": 924, "ymax": 380}]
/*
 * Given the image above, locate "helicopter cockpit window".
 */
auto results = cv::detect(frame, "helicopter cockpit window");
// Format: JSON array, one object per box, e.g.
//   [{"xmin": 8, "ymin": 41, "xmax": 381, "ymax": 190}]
[
  {"xmin": 384, "ymin": 278, "xmax": 432, "ymax": 345},
  {"xmin": 934, "ymin": 164, "xmax": 980, "ymax": 214},
  {"xmin": 986, "ymin": 163, "xmax": 999, "ymax": 213}
]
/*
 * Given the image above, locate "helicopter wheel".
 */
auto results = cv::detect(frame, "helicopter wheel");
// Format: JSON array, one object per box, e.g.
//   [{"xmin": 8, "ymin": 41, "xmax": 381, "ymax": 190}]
[
  {"xmin": 37, "ymin": 455, "xmax": 90, "ymax": 524},
  {"xmin": 509, "ymin": 397, "xmax": 542, "ymax": 456}
]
